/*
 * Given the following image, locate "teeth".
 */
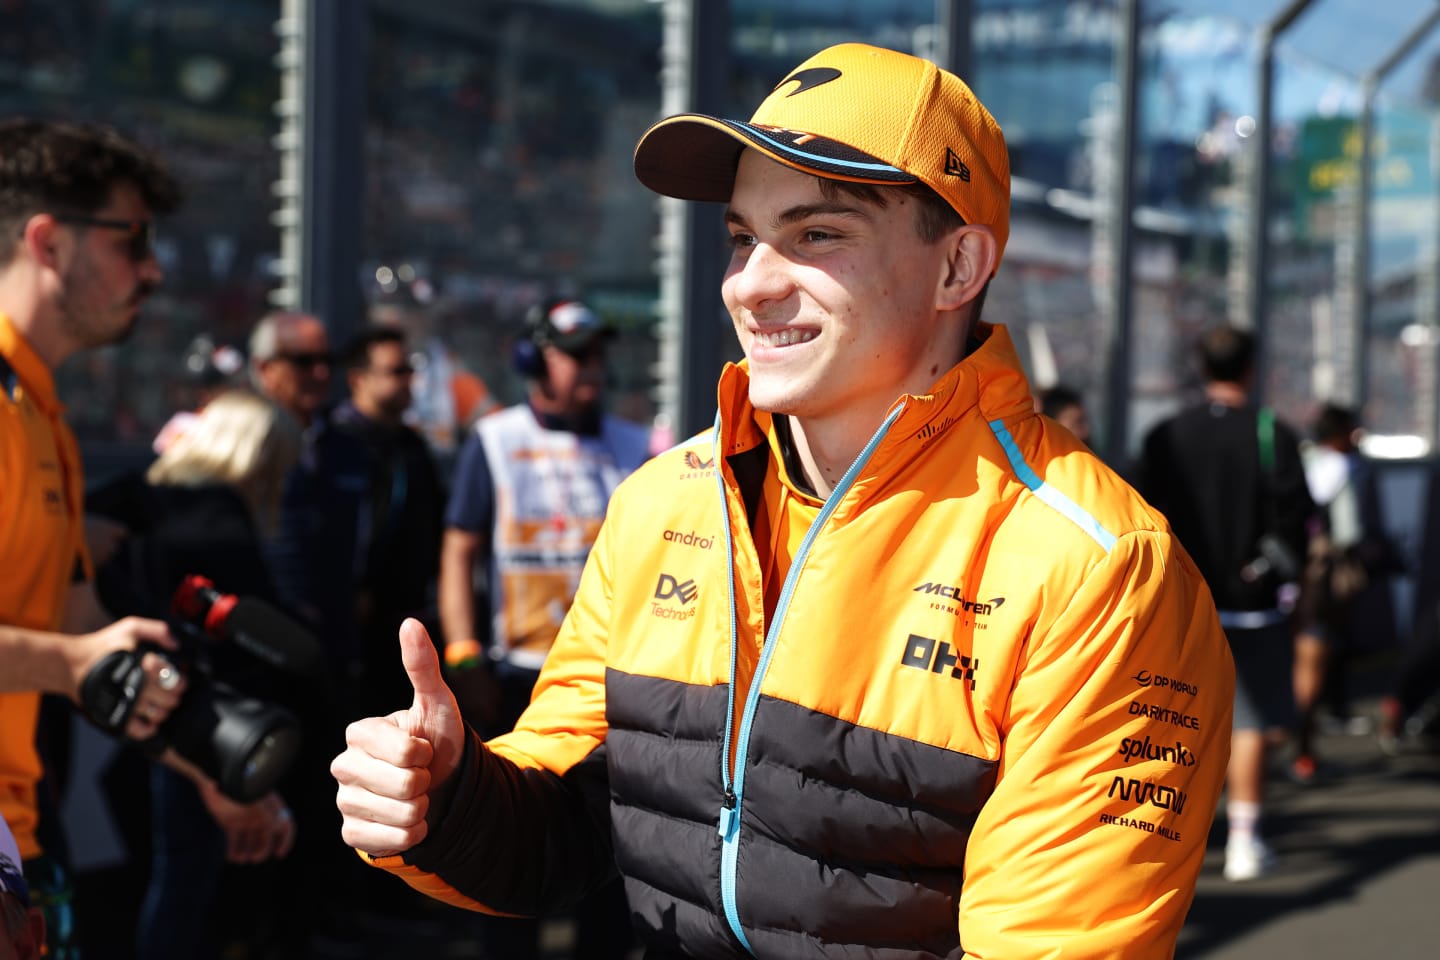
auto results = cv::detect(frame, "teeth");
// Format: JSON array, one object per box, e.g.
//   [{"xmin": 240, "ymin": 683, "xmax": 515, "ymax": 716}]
[{"xmin": 754, "ymin": 328, "xmax": 817, "ymax": 348}]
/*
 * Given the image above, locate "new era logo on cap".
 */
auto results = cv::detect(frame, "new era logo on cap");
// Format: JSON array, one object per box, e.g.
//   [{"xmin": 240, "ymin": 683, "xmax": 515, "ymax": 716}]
[
  {"xmin": 633, "ymin": 42, "xmax": 1011, "ymax": 269},
  {"xmin": 945, "ymin": 148, "xmax": 971, "ymax": 183}
]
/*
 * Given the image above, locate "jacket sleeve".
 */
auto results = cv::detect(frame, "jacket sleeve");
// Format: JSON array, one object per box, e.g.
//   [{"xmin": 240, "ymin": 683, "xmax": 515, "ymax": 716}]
[
  {"xmin": 959, "ymin": 529, "xmax": 1234, "ymax": 959},
  {"xmin": 366, "ymin": 509, "xmax": 621, "ymax": 915}
]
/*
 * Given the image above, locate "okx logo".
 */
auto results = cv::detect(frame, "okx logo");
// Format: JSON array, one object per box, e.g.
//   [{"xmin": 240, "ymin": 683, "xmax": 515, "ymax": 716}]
[
  {"xmin": 652, "ymin": 573, "xmax": 698, "ymax": 622},
  {"xmin": 901, "ymin": 634, "xmax": 978, "ymax": 689}
]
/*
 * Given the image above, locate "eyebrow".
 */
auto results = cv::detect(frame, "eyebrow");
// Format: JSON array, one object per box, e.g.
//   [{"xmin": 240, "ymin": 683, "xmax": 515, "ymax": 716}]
[{"xmin": 724, "ymin": 201, "xmax": 874, "ymax": 230}]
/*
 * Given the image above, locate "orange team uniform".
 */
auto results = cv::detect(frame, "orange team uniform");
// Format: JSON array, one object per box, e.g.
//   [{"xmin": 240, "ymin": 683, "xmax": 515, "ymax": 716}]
[{"xmin": 0, "ymin": 312, "xmax": 92, "ymax": 859}]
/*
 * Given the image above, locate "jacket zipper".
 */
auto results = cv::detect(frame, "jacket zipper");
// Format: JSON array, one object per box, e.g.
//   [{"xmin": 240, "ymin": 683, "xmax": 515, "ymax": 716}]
[{"xmin": 715, "ymin": 405, "xmax": 906, "ymax": 953}]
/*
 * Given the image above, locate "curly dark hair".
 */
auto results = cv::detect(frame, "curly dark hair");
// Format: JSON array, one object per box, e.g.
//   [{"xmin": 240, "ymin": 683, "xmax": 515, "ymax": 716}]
[{"xmin": 0, "ymin": 117, "xmax": 181, "ymax": 261}]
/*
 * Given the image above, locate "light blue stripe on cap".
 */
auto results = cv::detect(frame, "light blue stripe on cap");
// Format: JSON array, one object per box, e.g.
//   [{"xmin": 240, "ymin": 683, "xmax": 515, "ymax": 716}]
[
  {"xmin": 729, "ymin": 121, "xmax": 908, "ymax": 177},
  {"xmin": 989, "ymin": 419, "xmax": 1118, "ymax": 552}
]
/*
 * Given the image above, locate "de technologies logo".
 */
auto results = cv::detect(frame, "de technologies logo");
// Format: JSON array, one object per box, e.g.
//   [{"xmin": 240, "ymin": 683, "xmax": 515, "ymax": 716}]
[{"xmin": 652, "ymin": 572, "xmax": 698, "ymax": 622}]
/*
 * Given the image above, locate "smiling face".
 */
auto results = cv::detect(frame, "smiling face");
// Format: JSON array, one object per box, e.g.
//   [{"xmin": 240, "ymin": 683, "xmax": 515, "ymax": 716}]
[
  {"xmin": 721, "ymin": 150, "xmax": 981, "ymax": 442},
  {"xmin": 54, "ymin": 181, "xmax": 163, "ymax": 352}
]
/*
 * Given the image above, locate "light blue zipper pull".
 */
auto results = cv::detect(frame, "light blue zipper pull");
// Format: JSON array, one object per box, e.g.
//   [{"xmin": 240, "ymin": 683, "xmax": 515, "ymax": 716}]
[{"xmin": 718, "ymin": 788, "xmax": 738, "ymax": 839}]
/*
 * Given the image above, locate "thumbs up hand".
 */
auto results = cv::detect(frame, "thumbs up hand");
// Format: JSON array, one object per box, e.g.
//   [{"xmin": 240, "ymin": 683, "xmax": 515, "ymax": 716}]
[{"xmin": 332, "ymin": 618, "xmax": 465, "ymax": 858}]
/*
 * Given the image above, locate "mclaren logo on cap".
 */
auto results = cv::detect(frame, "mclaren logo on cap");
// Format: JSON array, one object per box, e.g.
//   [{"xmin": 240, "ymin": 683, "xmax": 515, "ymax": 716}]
[
  {"xmin": 778, "ymin": 67, "xmax": 842, "ymax": 96},
  {"xmin": 944, "ymin": 148, "xmax": 971, "ymax": 182}
]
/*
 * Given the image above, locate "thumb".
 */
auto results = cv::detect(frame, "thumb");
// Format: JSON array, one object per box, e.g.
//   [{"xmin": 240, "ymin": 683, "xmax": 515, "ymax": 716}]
[
  {"xmin": 397, "ymin": 618, "xmax": 465, "ymax": 786},
  {"xmin": 399, "ymin": 618, "xmax": 450, "ymax": 736}
]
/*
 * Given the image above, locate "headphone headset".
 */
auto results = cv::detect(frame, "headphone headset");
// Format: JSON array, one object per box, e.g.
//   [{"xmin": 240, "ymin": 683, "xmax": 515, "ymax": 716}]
[{"xmin": 512, "ymin": 303, "xmax": 551, "ymax": 381}]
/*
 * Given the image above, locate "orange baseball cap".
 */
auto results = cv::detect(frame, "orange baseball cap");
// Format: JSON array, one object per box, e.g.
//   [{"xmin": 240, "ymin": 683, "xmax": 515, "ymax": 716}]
[{"xmin": 633, "ymin": 42, "xmax": 1010, "ymax": 267}]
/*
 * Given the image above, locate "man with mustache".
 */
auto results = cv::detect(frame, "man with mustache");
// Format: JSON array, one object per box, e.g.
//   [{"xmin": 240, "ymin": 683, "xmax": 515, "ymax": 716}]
[{"xmin": 0, "ymin": 117, "xmax": 184, "ymax": 957}]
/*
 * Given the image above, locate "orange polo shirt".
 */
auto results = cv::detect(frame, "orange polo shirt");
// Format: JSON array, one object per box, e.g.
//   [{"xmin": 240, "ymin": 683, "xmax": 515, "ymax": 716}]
[{"xmin": 0, "ymin": 312, "xmax": 90, "ymax": 859}]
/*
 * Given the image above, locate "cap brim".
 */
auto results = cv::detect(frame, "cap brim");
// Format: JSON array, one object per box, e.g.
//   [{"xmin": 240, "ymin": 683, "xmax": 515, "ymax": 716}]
[
  {"xmin": 551, "ymin": 327, "xmax": 615, "ymax": 356},
  {"xmin": 634, "ymin": 114, "xmax": 916, "ymax": 203}
]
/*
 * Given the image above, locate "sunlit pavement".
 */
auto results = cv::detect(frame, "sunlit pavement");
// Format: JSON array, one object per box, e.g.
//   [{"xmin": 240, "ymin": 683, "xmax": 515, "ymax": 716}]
[{"xmin": 1179, "ymin": 691, "xmax": 1440, "ymax": 960}]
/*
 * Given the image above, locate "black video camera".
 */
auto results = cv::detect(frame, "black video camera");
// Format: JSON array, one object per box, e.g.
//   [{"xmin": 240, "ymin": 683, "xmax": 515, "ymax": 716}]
[{"xmin": 81, "ymin": 576, "xmax": 321, "ymax": 802}]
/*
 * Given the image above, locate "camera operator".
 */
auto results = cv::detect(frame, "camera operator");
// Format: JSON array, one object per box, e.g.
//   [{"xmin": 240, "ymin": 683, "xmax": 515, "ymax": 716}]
[
  {"xmin": 86, "ymin": 389, "xmax": 304, "ymax": 959},
  {"xmin": 0, "ymin": 118, "xmax": 290, "ymax": 959}
]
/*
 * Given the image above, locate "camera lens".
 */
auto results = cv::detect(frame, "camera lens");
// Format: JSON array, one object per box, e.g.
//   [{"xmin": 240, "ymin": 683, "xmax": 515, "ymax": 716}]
[
  {"xmin": 162, "ymin": 676, "xmax": 303, "ymax": 803},
  {"xmin": 209, "ymin": 693, "xmax": 303, "ymax": 802}
]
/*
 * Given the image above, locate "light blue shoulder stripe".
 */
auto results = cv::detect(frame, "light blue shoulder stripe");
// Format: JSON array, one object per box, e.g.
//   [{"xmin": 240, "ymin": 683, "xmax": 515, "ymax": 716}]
[{"xmin": 988, "ymin": 419, "xmax": 1118, "ymax": 552}]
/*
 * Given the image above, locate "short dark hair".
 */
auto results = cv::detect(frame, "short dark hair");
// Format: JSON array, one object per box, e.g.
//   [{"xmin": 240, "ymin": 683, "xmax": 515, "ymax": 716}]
[
  {"xmin": 816, "ymin": 178, "xmax": 988, "ymax": 323},
  {"xmin": 817, "ymin": 177, "xmax": 965, "ymax": 244},
  {"xmin": 1039, "ymin": 385, "xmax": 1084, "ymax": 421},
  {"xmin": 0, "ymin": 117, "xmax": 181, "ymax": 262},
  {"xmin": 343, "ymin": 324, "xmax": 408, "ymax": 372},
  {"xmin": 1197, "ymin": 326, "xmax": 1255, "ymax": 384},
  {"xmin": 1312, "ymin": 403, "xmax": 1358, "ymax": 445}
]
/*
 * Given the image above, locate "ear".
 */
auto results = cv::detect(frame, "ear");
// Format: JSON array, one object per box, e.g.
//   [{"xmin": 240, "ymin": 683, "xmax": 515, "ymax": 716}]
[
  {"xmin": 935, "ymin": 225, "xmax": 998, "ymax": 314},
  {"xmin": 18, "ymin": 213, "xmax": 66, "ymax": 271}
]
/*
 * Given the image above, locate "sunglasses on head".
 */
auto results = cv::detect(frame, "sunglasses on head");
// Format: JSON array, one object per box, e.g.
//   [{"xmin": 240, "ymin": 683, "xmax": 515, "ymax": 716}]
[{"xmin": 53, "ymin": 214, "xmax": 156, "ymax": 262}]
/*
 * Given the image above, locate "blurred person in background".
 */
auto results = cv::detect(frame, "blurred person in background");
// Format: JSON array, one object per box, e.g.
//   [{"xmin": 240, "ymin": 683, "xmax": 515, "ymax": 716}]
[
  {"xmin": 0, "ymin": 116, "xmax": 186, "ymax": 958},
  {"xmin": 368, "ymin": 264, "xmax": 499, "ymax": 455},
  {"xmin": 1136, "ymin": 325, "xmax": 1314, "ymax": 881},
  {"xmin": 1291, "ymin": 403, "xmax": 1402, "ymax": 781},
  {"xmin": 248, "ymin": 310, "xmax": 375, "ymax": 953},
  {"xmin": 333, "ymin": 325, "xmax": 445, "ymax": 724},
  {"xmin": 1036, "ymin": 383, "xmax": 1091, "ymax": 446},
  {"xmin": 438, "ymin": 298, "xmax": 647, "ymax": 960},
  {"xmin": 86, "ymin": 389, "xmax": 301, "ymax": 960},
  {"xmin": 248, "ymin": 310, "xmax": 370, "ymax": 668},
  {"xmin": 1, "ymin": 812, "xmax": 45, "ymax": 960}
]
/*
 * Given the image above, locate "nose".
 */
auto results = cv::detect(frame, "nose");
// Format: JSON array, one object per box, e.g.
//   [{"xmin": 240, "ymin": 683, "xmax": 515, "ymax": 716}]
[
  {"xmin": 725, "ymin": 242, "xmax": 793, "ymax": 313},
  {"xmin": 139, "ymin": 252, "xmax": 164, "ymax": 286}
]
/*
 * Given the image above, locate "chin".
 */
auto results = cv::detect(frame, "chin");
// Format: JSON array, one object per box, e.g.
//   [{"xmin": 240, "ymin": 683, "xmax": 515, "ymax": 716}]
[{"xmin": 747, "ymin": 382, "xmax": 806, "ymax": 417}]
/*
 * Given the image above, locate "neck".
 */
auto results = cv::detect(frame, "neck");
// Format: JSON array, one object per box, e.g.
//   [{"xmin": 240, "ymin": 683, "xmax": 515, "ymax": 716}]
[
  {"xmin": 354, "ymin": 398, "xmax": 399, "ymax": 428},
  {"xmin": 784, "ymin": 414, "xmax": 873, "ymax": 500},
  {"xmin": 0, "ymin": 274, "xmax": 70, "ymax": 369},
  {"xmin": 1204, "ymin": 381, "xmax": 1249, "ymax": 408}
]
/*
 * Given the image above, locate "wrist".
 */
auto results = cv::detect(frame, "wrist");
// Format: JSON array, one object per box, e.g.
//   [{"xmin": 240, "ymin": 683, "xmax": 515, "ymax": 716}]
[{"xmin": 444, "ymin": 638, "xmax": 484, "ymax": 672}]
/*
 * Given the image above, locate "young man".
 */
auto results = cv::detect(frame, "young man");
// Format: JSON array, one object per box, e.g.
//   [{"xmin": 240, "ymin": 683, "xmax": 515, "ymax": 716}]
[
  {"xmin": 334, "ymin": 44, "xmax": 1234, "ymax": 956},
  {"xmin": 1135, "ymin": 326, "xmax": 1313, "ymax": 881}
]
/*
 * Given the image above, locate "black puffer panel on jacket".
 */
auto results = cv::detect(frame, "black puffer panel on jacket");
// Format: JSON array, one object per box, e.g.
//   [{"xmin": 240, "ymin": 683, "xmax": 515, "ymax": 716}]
[{"xmin": 607, "ymin": 670, "xmax": 996, "ymax": 958}]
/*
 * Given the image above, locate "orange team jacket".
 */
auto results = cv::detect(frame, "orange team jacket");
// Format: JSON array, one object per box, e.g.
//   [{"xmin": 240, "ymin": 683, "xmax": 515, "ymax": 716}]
[
  {"xmin": 371, "ymin": 323, "xmax": 1236, "ymax": 959},
  {"xmin": 0, "ymin": 313, "xmax": 91, "ymax": 860}
]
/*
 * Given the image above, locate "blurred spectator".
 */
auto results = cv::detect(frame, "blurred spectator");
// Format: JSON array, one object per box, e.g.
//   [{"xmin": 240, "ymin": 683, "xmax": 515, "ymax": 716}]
[
  {"xmin": 368, "ymin": 263, "xmax": 499, "ymax": 454},
  {"xmin": 1292, "ymin": 404, "xmax": 1402, "ymax": 780},
  {"xmin": 1036, "ymin": 384, "xmax": 1091, "ymax": 446},
  {"xmin": 248, "ymin": 311, "xmax": 374, "ymax": 953},
  {"xmin": 248, "ymin": 311, "xmax": 370, "ymax": 662},
  {"xmin": 1134, "ymin": 326, "xmax": 1313, "ymax": 882},
  {"xmin": 438, "ymin": 299, "xmax": 647, "ymax": 959},
  {"xmin": 332, "ymin": 324, "xmax": 445, "ymax": 719},
  {"xmin": 86, "ymin": 390, "xmax": 301, "ymax": 960},
  {"xmin": 2, "ymin": 812, "xmax": 45, "ymax": 960}
]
